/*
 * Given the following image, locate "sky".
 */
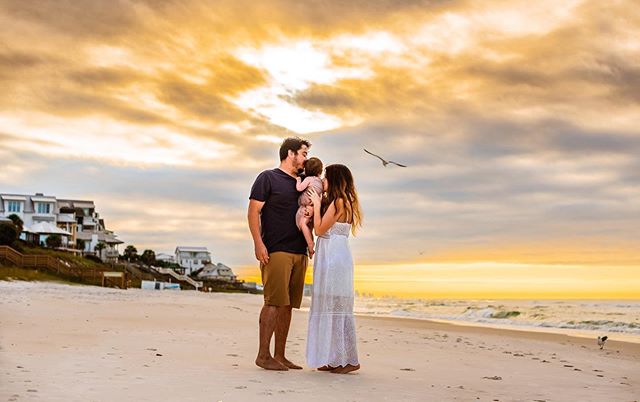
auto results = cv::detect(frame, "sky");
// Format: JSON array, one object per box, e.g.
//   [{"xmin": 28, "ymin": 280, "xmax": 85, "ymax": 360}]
[{"xmin": 1, "ymin": 0, "xmax": 639, "ymax": 298}]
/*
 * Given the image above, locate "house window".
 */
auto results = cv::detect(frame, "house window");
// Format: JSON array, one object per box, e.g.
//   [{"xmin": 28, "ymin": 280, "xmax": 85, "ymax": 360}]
[
  {"xmin": 37, "ymin": 203, "xmax": 51, "ymax": 214},
  {"xmin": 8, "ymin": 201, "xmax": 22, "ymax": 213}
]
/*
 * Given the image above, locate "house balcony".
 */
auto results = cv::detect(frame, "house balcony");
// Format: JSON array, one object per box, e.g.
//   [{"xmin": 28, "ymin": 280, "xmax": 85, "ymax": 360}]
[
  {"xmin": 105, "ymin": 250, "xmax": 119, "ymax": 258},
  {"xmin": 82, "ymin": 217, "xmax": 97, "ymax": 226}
]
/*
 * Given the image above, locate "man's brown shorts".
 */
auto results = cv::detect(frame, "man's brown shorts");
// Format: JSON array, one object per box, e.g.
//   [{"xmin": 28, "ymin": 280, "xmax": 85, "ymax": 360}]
[{"xmin": 260, "ymin": 251, "xmax": 308, "ymax": 309}]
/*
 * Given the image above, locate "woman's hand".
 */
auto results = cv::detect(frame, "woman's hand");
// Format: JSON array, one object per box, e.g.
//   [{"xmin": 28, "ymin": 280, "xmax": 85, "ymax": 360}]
[{"xmin": 307, "ymin": 187, "xmax": 321, "ymax": 207}]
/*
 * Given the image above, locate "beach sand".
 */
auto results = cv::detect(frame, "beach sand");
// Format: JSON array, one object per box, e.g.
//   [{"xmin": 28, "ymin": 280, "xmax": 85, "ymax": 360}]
[{"xmin": 1, "ymin": 281, "xmax": 638, "ymax": 401}]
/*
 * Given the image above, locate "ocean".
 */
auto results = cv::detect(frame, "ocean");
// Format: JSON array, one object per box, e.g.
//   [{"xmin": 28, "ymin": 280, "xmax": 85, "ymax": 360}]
[{"xmin": 348, "ymin": 297, "xmax": 640, "ymax": 343}]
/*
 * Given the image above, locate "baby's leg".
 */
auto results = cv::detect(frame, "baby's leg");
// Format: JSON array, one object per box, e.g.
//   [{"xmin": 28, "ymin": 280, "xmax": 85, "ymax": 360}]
[{"xmin": 299, "ymin": 216, "xmax": 315, "ymax": 258}]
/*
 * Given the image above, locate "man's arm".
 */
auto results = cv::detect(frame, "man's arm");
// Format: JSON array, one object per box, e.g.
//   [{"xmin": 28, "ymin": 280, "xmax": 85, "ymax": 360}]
[{"xmin": 248, "ymin": 199, "xmax": 269, "ymax": 265}]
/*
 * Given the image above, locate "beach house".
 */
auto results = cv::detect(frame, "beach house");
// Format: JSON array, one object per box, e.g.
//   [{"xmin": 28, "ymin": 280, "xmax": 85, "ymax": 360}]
[
  {"xmin": 0, "ymin": 192, "xmax": 123, "ymax": 262},
  {"xmin": 197, "ymin": 262, "xmax": 237, "ymax": 282},
  {"xmin": 175, "ymin": 246, "xmax": 211, "ymax": 275}
]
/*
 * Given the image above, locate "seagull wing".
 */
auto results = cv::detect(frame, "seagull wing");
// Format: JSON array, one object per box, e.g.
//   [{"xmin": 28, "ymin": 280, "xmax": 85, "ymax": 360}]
[
  {"xmin": 364, "ymin": 148, "xmax": 388, "ymax": 164},
  {"xmin": 389, "ymin": 161, "xmax": 407, "ymax": 167}
]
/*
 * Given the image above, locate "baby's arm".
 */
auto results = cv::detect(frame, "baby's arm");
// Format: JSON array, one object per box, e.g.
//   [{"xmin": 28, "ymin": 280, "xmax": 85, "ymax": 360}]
[{"xmin": 296, "ymin": 176, "xmax": 314, "ymax": 192}]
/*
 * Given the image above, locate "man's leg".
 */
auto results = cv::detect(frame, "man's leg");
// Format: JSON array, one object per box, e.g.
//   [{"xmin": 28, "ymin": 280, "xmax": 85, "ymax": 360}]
[
  {"xmin": 273, "ymin": 253, "xmax": 307, "ymax": 369},
  {"xmin": 255, "ymin": 304, "xmax": 288, "ymax": 370},
  {"xmin": 274, "ymin": 305, "xmax": 302, "ymax": 369}
]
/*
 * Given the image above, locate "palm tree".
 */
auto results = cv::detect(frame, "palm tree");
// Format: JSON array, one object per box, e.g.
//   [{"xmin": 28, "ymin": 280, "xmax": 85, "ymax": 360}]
[
  {"xmin": 94, "ymin": 242, "xmax": 106, "ymax": 259},
  {"xmin": 123, "ymin": 245, "xmax": 138, "ymax": 262},
  {"xmin": 141, "ymin": 249, "xmax": 156, "ymax": 266}
]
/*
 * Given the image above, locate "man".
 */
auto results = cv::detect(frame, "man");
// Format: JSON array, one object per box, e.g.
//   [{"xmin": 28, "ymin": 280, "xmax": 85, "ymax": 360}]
[{"xmin": 248, "ymin": 137, "xmax": 310, "ymax": 371}]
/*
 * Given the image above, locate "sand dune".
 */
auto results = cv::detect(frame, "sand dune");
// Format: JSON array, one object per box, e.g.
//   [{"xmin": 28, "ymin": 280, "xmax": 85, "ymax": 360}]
[{"xmin": 1, "ymin": 281, "xmax": 638, "ymax": 401}]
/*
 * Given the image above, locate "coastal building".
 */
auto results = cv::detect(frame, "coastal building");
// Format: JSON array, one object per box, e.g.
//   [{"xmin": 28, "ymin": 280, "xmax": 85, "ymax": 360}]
[
  {"xmin": 0, "ymin": 192, "xmax": 123, "ymax": 262},
  {"xmin": 197, "ymin": 262, "xmax": 237, "ymax": 282},
  {"xmin": 175, "ymin": 246, "xmax": 211, "ymax": 275},
  {"xmin": 155, "ymin": 253, "xmax": 176, "ymax": 264}
]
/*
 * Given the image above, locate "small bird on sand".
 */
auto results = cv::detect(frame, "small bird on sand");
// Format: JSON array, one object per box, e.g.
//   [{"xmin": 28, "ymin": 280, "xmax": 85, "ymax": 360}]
[
  {"xmin": 364, "ymin": 149, "xmax": 407, "ymax": 167},
  {"xmin": 597, "ymin": 336, "xmax": 608, "ymax": 349}
]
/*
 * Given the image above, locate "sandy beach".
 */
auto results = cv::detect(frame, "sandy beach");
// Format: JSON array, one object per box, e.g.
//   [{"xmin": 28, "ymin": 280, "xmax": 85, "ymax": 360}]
[{"xmin": 1, "ymin": 281, "xmax": 638, "ymax": 402}]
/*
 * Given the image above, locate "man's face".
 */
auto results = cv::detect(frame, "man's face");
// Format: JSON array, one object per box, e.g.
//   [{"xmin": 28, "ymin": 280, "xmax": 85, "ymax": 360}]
[{"xmin": 291, "ymin": 145, "xmax": 309, "ymax": 170}]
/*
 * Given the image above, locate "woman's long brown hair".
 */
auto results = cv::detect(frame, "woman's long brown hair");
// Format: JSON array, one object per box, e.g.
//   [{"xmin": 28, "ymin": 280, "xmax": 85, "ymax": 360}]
[{"xmin": 321, "ymin": 164, "xmax": 362, "ymax": 235}]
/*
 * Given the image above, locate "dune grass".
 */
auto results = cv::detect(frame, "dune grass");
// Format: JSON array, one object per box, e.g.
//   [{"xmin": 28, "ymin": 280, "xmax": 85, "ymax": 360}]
[{"xmin": 0, "ymin": 265, "xmax": 78, "ymax": 284}]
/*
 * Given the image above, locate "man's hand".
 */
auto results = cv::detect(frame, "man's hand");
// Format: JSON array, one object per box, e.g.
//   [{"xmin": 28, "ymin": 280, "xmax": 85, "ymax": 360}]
[
  {"xmin": 308, "ymin": 245, "xmax": 315, "ymax": 259},
  {"xmin": 255, "ymin": 242, "xmax": 269, "ymax": 265}
]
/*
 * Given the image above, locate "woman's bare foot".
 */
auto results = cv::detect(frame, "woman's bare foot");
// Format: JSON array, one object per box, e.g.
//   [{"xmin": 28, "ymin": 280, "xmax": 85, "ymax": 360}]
[
  {"xmin": 331, "ymin": 364, "xmax": 360, "ymax": 374},
  {"xmin": 317, "ymin": 365, "xmax": 337, "ymax": 371},
  {"xmin": 275, "ymin": 357, "xmax": 302, "ymax": 369},
  {"xmin": 255, "ymin": 356, "xmax": 289, "ymax": 371}
]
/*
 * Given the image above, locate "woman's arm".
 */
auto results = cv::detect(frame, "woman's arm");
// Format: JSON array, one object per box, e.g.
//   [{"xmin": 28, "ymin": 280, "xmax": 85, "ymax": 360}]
[
  {"xmin": 296, "ymin": 176, "xmax": 313, "ymax": 192},
  {"xmin": 308, "ymin": 188, "xmax": 341, "ymax": 236}
]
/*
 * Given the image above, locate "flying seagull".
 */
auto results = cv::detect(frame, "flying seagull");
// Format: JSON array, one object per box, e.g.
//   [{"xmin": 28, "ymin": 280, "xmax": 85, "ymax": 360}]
[
  {"xmin": 364, "ymin": 149, "xmax": 407, "ymax": 167},
  {"xmin": 597, "ymin": 336, "xmax": 608, "ymax": 350}
]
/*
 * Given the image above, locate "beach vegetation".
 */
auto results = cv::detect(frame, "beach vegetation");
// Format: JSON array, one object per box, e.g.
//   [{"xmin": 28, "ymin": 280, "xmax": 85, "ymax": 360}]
[
  {"xmin": 0, "ymin": 222, "xmax": 19, "ymax": 246},
  {"xmin": 45, "ymin": 234, "xmax": 62, "ymax": 248},
  {"xmin": 123, "ymin": 245, "xmax": 138, "ymax": 261},
  {"xmin": 140, "ymin": 249, "xmax": 156, "ymax": 266},
  {"xmin": 6, "ymin": 214, "xmax": 24, "ymax": 233}
]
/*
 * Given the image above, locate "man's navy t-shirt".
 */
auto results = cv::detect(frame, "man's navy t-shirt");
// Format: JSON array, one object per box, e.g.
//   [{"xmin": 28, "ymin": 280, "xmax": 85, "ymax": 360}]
[{"xmin": 250, "ymin": 168, "xmax": 307, "ymax": 255}]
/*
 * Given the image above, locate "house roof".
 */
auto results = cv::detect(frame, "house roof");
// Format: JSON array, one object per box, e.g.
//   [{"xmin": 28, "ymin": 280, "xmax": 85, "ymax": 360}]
[
  {"xmin": 76, "ymin": 231, "xmax": 124, "ymax": 244},
  {"xmin": 26, "ymin": 222, "xmax": 72, "ymax": 236},
  {"xmin": 175, "ymin": 246, "xmax": 210, "ymax": 253},
  {"xmin": 31, "ymin": 196, "xmax": 56, "ymax": 203}
]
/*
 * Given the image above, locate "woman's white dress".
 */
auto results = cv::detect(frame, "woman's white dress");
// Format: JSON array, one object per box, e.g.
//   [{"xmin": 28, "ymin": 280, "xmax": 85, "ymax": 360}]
[{"xmin": 306, "ymin": 222, "xmax": 359, "ymax": 368}]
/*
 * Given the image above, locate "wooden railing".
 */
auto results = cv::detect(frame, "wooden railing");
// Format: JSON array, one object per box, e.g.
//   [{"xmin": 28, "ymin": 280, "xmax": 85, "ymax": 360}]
[{"xmin": 0, "ymin": 245, "xmax": 105, "ymax": 282}]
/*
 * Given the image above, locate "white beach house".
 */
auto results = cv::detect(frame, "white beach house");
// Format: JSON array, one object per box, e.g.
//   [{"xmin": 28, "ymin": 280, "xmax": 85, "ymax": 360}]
[
  {"xmin": 0, "ymin": 192, "xmax": 123, "ymax": 262},
  {"xmin": 175, "ymin": 246, "xmax": 211, "ymax": 275},
  {"xmin": 197, "ymin": 262, "xmax": 237, "ymax": 282}
]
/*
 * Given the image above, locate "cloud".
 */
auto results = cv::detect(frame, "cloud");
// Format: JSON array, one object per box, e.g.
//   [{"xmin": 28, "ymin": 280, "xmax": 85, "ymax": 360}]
[{"xmin": 0, "ymin": 0, "xmax": 639, "ymax": 270}]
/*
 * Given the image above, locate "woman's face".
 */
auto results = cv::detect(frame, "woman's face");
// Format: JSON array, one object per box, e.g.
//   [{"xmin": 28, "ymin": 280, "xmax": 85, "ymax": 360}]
[{"xmin": 322, "ymin": 177, "xmax": 328, "ymax": 191}]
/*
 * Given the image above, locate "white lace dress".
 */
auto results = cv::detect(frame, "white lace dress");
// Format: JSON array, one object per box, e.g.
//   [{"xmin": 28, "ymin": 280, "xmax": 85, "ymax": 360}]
[{"xmin": 306, "ymin": 222, "xmax": 359, "ymax": 368}]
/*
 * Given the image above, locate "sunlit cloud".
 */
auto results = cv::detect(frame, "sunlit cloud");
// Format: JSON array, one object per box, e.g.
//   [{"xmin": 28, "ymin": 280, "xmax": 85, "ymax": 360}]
[{"xmin": 0, "ymin": 0, "xmax": 639, "ymax": 297}]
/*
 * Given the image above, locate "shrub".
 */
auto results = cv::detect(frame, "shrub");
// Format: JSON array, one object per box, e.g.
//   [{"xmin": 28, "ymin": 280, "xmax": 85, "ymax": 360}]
[
  {"xmin": 45, "ymin": 234, "xmax": 62, "ymax": 248},
  {"xmin": 0, "ymin": 222, "xmax": 18, "ymax": 246}
]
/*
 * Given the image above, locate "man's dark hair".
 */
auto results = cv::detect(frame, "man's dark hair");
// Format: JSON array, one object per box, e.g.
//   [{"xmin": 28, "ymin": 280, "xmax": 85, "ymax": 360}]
[{"xmin": 279, "ymin": 137, "xmax": 311, "ymax": 161}]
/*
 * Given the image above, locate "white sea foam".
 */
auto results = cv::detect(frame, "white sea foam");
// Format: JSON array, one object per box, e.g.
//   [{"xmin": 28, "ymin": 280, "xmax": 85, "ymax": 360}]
[{"xmin": 353, "ymin": 296, "xmax": 640, "ymax": 343}]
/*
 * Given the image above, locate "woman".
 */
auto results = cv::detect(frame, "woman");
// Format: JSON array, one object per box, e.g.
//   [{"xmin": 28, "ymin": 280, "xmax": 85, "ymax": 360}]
[{"xmin": 306, "ymin": 164, "xmax": 362, "ymax": 374}]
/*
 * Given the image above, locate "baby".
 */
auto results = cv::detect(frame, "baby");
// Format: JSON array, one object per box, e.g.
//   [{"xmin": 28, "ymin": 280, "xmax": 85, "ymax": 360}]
[{"xmin": 296, "ymin": 157, "xmax": 325, "ymax": 257}]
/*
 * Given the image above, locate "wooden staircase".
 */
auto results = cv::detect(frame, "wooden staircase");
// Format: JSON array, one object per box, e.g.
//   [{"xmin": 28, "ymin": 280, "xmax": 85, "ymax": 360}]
[{"xmin": 151, "ymin": 266, "xmax": 203, "ymax": 290}]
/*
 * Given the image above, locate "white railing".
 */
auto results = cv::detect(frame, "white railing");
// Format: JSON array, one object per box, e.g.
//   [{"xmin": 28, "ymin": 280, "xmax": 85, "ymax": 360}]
[{"xmin": 151, "ymin": 266, "xmax": 203, "ymax": 290}]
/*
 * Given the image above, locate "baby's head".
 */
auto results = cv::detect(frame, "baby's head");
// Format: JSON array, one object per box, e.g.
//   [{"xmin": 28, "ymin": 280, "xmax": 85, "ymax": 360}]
[{"xmin": 304, "ymin": 157, "xmax": 323, "ymax": 177}]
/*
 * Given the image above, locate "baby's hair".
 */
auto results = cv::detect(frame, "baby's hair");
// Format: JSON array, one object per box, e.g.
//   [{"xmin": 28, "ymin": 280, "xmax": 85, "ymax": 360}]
[{"xmin": 304, "ymin": 157, "xmax": 323, "ymax": 177}]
